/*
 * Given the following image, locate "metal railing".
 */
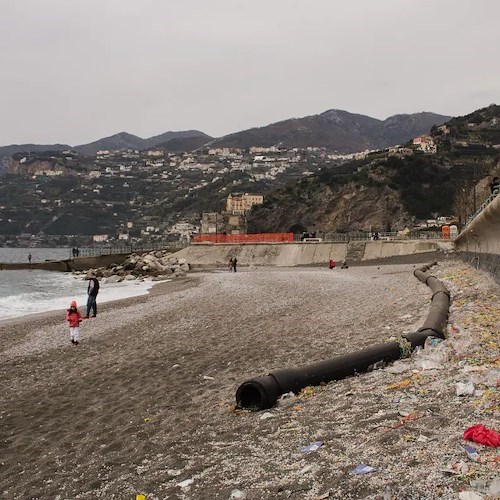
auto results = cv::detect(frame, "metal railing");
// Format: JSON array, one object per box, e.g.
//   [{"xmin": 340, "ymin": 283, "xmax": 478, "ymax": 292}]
[
  {"xmin": 462, "ymin": 190, "xmax": 500, "ymax": 232},
  {"xmin": 71, "ymin": 241, "xmax": 188, "ymax": 258},
  {"xmin": 297, "ymin": 231, "xmax": 444, "ymax": 242}
]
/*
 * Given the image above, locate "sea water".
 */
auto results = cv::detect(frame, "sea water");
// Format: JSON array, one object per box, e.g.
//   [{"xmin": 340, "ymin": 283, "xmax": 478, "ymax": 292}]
[{"xmin": 0, "ymin": 248, "xmax": 154, "ymax": 321}]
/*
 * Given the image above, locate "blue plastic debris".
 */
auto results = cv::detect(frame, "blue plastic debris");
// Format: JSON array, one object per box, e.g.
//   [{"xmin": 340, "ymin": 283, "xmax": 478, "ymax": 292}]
[
  {"xmin": 299, "ymin": 441, "xmax": 323, "ymax": 453},
  {"xmin": 351, "ymin": 464, "xmax": 378, "ymax": 475}
]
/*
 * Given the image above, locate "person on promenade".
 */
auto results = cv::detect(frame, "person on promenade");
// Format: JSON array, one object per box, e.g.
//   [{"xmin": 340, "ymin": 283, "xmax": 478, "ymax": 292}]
[
  {"xmin": 85, "ymin": 273, "xmax": 100, "ymax": 318},
  {"xmin": 66, "ymin": 300, "xmax": 82, "ymax": 345},
  {"xmin": 28, "ymin": 253, "xmax": 32, "ymax": 264},
  {"xmin": 489, "ymin": 176, "xmax": 500, "ymax": 195},
  {"xmin": 232, "ymin": 257, "xmax": 238, "ymax": 272},
  {"xmin": 228, "ymin": 258, "xmax": 234, "ymax": 271}
]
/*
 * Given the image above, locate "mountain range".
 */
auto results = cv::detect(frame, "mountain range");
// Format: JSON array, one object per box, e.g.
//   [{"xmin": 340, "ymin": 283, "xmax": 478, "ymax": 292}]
[
  {"xmin": 208, "ymin": 110, "xmax": 451, "ymax": 151},
  {"xmin": 0, "ymin": 109, "xmax": 451, "ymax": 162}
]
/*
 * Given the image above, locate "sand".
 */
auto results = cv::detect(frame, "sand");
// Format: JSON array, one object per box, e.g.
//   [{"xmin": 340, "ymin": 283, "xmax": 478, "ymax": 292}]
[{"xmin": 0, "ymin": 262, "xmax": 498, "ymax": 499}]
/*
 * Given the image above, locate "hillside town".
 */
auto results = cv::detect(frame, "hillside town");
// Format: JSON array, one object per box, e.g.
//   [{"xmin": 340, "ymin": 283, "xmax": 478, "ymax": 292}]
[
  {"xmin": 0, "ymin": 145, "xmax": 370, "ymax": 247},
  {"xmin": 1, "ymin": 105, "xmax": 499, "ymax": 248}
]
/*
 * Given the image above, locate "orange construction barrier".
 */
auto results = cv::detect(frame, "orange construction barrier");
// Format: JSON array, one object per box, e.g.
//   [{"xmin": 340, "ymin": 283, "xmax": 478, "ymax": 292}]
[
  {"xmin": 193, "ymin": 233, "xmax": 294, "ymax": 244},
  {"xmin": 441, "ymin": 225, "xmax": 450, "ymax": 240}
]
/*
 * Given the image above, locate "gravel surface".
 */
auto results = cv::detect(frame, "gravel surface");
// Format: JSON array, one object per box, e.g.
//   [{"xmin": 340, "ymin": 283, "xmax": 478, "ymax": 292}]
[{"xmin": 0, "ymin": 262, "xmax": 498, "ymax": 499}]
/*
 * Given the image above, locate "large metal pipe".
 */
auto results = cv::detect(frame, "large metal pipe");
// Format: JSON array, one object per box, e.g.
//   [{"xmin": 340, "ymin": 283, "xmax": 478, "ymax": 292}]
[{"xmin": 236, "ymin": 263, "xmax": 450, "ymax": 411}]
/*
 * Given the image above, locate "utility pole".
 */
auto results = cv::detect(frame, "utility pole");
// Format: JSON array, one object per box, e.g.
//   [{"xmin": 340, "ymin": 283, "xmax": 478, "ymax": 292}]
[{"xmin": 473, "ymin": 159, "xmax": 477, "ymax": 214}]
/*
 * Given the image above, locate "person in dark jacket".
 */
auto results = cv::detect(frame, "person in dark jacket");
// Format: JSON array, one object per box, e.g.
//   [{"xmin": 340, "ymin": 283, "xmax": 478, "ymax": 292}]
[
  {"xmin": 490, "ymin": 176, "xmax": 500, "ymax": 195},
  {"xmin": 85, "ymin": 273, "xmax": 100, "ymax": 318},
  {"xmin": 232, "ymin": 257, "xmax": 237, "ymax": 272}
]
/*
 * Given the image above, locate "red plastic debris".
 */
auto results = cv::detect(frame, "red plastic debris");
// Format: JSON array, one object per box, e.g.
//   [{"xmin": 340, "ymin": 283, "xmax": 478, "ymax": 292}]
[{"xmin": 463, "ymin": 424, "xmax": 500, "ymax": 447}]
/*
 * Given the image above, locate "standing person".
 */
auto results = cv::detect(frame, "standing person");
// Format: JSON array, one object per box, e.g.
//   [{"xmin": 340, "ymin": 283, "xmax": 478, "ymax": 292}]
[
  {"xmin": 85, "ymin": 273, "xmax": 100, "ymax": 318},
  {"xmin": 66, "ymin": 300, "xmax": 82, "ymax": 345},
  {"xmin": 490, "ymin": 176, "xmax": 500, "ymax": 195},
  {"xmin": 228, "ymin": 258, "xmax": 234, "ymax": 272},
  {"xmin": 329, "ymin": 259, "xmax": 336, "ymax": 269},
  {"xmin": 232, "ymin": 257, "xmax": 238, "ymax": 272},
  {"xmin": 28, "ymin": 253, "xmax": 32, "ymax": 264}
]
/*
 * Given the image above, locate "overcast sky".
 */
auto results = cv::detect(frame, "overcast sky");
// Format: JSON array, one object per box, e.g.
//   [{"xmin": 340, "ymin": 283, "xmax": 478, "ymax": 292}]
[{"xmin": 1, "ymin": 0, "xmax": 499, "ymax": 146}]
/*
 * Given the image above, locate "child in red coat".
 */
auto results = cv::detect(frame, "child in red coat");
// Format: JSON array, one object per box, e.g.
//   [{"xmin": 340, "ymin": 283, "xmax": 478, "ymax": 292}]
[{"xmin": 66, "ymin": 300, "xmax": 82, "ymax": 345}]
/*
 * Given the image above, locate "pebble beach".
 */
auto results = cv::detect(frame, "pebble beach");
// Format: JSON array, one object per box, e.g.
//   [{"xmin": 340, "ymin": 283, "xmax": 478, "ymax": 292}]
[{"xmin": 0, "ymin": 261, "xmax": 498, "ymax": 499}]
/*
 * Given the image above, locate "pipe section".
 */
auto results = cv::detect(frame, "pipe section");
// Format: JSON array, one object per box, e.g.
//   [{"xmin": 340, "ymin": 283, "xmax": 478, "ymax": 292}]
[{"xmin": 236, "ymin": 263, "xmax": 450, "ymax": 411}]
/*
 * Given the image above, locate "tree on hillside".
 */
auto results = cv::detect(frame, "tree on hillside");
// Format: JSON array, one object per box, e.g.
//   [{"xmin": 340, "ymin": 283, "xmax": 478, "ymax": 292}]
[{"xmin": 452, "ymin": 179, "xmax": 475, "ymax": 227}]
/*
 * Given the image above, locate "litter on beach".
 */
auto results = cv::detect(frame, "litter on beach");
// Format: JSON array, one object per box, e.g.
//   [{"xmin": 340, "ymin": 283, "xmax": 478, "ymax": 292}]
[
  {"xmin": 350, "ymin": 464, "xmax": 378, "ymax": 475},
  {"xmin": 299, "ymin": 441, "xmax": 323, "ymax": 453}
]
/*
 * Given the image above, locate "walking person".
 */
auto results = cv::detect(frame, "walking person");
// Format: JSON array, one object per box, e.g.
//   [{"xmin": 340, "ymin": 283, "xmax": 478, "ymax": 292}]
[
  {"xmin": 232, "ymin": 257, "xmax": 238, "ymax": 272},
  {"xmin": 28, "ymin": 253, "xmax": 32, "ymax": 264},
  {"xmin": 66, "ymin": 300, "xmax": 82, "ymax": 345},
  {"xmin": 228, "ymin": 258, "xmax": 234, "ymax": 272},
  {"xmin": 85, "ymin": 273, "xmax": 100, "ymax": 318}
]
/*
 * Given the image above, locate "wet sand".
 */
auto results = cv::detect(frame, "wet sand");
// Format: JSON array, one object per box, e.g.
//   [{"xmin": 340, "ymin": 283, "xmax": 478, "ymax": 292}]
[{"xmin": 1, "ymin": 263, "xmax": 498, "ymax": 499}]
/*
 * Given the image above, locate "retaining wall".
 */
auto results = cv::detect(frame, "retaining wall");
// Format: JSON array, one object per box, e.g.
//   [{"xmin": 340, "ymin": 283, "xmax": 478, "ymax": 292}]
[
  {"xmin": 173, "ymin": 240, "xmax": 451, "ymax": 268},
  {"xmin": 454, "ymin": 193, "xmax": 500, "ymax": 283}
]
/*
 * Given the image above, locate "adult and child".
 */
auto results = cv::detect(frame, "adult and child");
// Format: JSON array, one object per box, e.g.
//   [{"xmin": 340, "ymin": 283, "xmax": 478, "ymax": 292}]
[
  {"xmin": 65, "ymin": 272, "xmax": 100, "ymax": 345},
  {"xmin": 229, "ymin": 257, "xmax": 238, "ymax": 272}
]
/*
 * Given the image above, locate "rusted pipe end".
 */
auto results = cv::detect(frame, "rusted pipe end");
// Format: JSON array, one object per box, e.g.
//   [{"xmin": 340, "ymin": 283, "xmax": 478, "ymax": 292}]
[{"xmin": 236, "ymin": 375, "xmax": 281, "ymax": 411}]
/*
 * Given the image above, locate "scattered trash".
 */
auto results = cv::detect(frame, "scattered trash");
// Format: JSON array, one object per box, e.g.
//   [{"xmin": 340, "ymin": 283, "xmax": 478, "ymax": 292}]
[
  {"xmin": 424, "ymin": 336, "xmax": 443, "ymax": 348},
  {"xmin": 461, "ymin": 444, "xmax": 479, "ymax": 462},
  {"xmin": 203, "ymin": 375, "xmax": 215, "ymax": 380},
  {"xmin": 171, "ymin": 364, "xmax": 180, "ymax": 369},
  {"xmin": 350, "ymin": 464, "xmax": 378, "ymax": 475},
  {"xmin": 417, "ymin": 434, "xmax": 431, "ymax": 443},
  {"xmin": 299, "ymin": 385, "xmax": 325, "ymax": 398},
  {"xmin": 456, "ymin": 381, "xmax": 475, "ymax": 396},
  {"xmin": 416, "ymin": 358, "xmax": 444, "ymax": 370},
  {"xmin": 386, "ymin": 379, "xmax": 413, "ymax": 390},
  {"xmin": 386, "ymin": 363, "xmax": 411, "ymax": 374},
  {"xmin": 293, "ymin": 405, "xmax": 302, "ymax": 411},
  {"xmin": 143, "ymin": 417, "xmax": 151, "ymax": 423},
  {"xmin": 229, "ymin": 489, "xmax": 247, "ymax": 499},
  {"xmin": 489, "ymin": 477, "xmax": 500, "ymax": 496},
  {"xmin": 388, "ymin": 411, "xmax": 424, "ymax": 430},
  {"xmin": 299, "ymin": 465, "xmax": 313, "ymax": 474},
  {"xmin": 136, "ymin": 495, "xmax": 146, "ymax": 500},
  {"xmin": 279, "ymin": 391, "xmax": 295, "ymax": 400},
  {"xmin": 259, "ymin": 412, "xmax": 275, "ymax": 420},
  {"xmin": 469, "ymin": 478, "xmax": 489, "ymax": 493},
  {"xmin": 415, "ymin": 347, "xmax": 448, "ymax": 370},
  {"xmin": 441, "ymin": 461, "xmax": 469, "ymax": 475},
  {"xmin": 177, "ymin": 479, "xmax": 194, "ymax": 488},
  {"xmin": 299, "ymin": 441, "xmax": 323, "ymax": 453},
  {"xmin": 458, "ymin": 492, "xmax": 484, "ymax": 500},
  {"xmin": 463, "ymin": 424, "xmax": 500, "ymax": 447}
]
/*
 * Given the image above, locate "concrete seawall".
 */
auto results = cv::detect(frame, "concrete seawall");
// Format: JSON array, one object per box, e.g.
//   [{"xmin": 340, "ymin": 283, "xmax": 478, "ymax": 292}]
[
  {"xmin": 454, "ymin": 193, "xmax": 500, "ymax": 282},
  {"xmin": 0, "ymin": 254, "xmax": 129, "ymax": 272},
  {"xmin": 174, "ymin": 240, "xmax": 453, "ymax": 268},
  {"xmin": 1, "ymin": 240, "xmax": 454, "ymax": 272}
]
